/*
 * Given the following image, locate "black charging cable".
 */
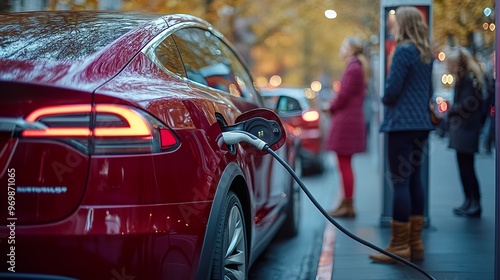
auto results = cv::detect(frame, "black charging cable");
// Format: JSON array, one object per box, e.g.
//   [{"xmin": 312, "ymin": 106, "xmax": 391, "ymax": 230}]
[
  {"xmin": 221, "ymin": 130, "xmax": 436, "ymax": 279},
  {"xmin": 263, "ymin": 145, "xmax": 437, "ymax": 280}
]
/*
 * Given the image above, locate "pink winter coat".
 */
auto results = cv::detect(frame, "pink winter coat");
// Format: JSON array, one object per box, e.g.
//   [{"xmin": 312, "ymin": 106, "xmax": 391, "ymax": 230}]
[{"xmin": 325, "ymin": 57, "xmax": 366, "ymax": 155}]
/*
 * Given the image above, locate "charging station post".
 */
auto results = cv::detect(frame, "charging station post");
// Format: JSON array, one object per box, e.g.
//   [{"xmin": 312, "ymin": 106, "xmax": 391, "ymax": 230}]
[{"xmin": 378, "ymin": 0, "xmax": 433, "ymax": 227}]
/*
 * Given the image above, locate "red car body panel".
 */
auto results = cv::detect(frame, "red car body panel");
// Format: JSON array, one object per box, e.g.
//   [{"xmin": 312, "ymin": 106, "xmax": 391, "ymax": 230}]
[{"xmin": 0, "ymin": 11, "xmax": 297, "ymax": 280}]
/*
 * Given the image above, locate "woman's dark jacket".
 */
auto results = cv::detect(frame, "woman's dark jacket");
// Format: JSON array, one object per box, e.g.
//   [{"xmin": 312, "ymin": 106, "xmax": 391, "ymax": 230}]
[
  {"xmin": 448, "ymin": 73, "xmax": 484, "ymax": 154},
  {"xmin": 380, "ymin": 42, "xmax": 435, "ymax": 132}
]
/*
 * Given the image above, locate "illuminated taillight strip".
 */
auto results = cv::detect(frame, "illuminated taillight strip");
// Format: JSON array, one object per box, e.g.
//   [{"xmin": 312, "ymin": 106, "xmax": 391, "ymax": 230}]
[
  {"xmin": 24, "ymin": 104, "xmax": 92, "ymax": 122},
  {"xmin": 23, "ymin": 104, "xmax": 92, "ymax": 137},
  {"xmin": 22, "ymin": 104, "xmax": 151, "ymax": 138},
  {"xmin": 94, "ymin": 105, "xmax": 151, "ymax": 137},
  {"xmin": 22, "ymin": 127, "xmax": 91, "ymax": 137},
  {"xmin": 20, "ymin": 104, "xmax": 179, "ymax": 153}
]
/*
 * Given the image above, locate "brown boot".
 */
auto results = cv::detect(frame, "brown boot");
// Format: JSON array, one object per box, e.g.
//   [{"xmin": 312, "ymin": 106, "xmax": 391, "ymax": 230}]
[
  {"xmin": 328, "ymin": 199, "xmax": 355, "ymax": 217},
  {"xmin": 409, "ymin": 215, "xmax": 425, "ymax": 261},
  {"xmin": 369, "ymin": 220, "xmax": 411, "ymax": 263}
]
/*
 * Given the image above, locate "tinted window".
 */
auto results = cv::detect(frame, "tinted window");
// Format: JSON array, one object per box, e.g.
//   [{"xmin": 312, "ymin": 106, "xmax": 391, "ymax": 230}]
[
  {"xmin": 277, "ymin": 97, "xmax": 302, "ymax": 113},
  {"xmin": 0, "ymin": 12, "xmax": 156, "ymax": 61},
  {"xmin": 153, "ymin": 36, "xmax": 186, "ymax": 77},
  {"xmin": 172, "ymin": 27, "xmax": 258, "ymax": 102}
]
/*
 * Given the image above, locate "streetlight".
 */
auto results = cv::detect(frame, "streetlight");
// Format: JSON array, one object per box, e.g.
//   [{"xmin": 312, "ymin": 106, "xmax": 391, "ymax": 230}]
[{"xmin": 324, "ymin": 9, "xmax": 337, "ymax": 19}]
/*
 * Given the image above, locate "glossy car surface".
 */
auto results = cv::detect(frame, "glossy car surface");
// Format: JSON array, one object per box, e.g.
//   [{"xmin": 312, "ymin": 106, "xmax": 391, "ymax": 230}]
[
  {"xmin": 0, "ymin": 11, "xmax": 299, "ymax": 280},
  {"xmin": 260, "ymin": 87, "xmax": 325, "ymax": 174}
]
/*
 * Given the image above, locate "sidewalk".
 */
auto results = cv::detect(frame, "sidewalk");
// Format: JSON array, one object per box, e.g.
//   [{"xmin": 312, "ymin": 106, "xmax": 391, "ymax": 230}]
[{"xmin": 329, "ymin": 132, "xmax": 496, "ymax": 279}]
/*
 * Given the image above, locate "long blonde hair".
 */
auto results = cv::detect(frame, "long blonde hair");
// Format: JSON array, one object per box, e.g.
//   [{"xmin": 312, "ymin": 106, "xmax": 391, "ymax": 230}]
[
  {"xmin": 446, "ymin": 46, "xmax": 484, "ymax": 88},
  {"xmin": 345, "ymin": 36, "xmax": 370, "ymax": 85},
  {"xmin": 394, "ymin": 6, "xmax": 433, "ymax": 64}
]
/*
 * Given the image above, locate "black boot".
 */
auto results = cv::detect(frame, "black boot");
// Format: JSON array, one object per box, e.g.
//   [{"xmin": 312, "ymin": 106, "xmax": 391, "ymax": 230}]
[
  {"xmin": 453, "ymin": 198, "xmax": 471, "ymax": 215},
  {"xmin": 453, "ymin": 172, "xmax": 474, "ymax": 215},
  {"xmin": 457, "ymin": 199, "xmax": 481, "ymax": 217}
]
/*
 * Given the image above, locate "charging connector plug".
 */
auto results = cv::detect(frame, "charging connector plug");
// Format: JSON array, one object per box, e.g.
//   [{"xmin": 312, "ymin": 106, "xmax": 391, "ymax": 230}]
[{"xmin": 222, "ymin": 131, "xmax": 268, "ymax": 150}]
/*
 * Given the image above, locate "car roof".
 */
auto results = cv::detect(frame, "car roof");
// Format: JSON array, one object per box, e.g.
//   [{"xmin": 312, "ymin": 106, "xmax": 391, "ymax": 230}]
[
  {"xmin": 0, "ymin": 11, "xmax": 199, "ymax": 90},
  {"xmin": 0, "ymin": 11, "xmax": 161, "ymax": 61},
  {"xmin": 0, "ymin": 11, "xmax": 231, "ymax": 92},
  {"xmin": 260, "ymin": 87, "xmax": 312, "ymax": 110},
  {"xmin": 260, "ymin": 87, "xmax": 309, "ymax": 99}
]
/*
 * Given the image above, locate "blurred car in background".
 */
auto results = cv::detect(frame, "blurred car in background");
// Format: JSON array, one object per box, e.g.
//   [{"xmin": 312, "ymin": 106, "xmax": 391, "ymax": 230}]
[
  {"xmin": 0, "ymin": 11, "xmax": 300, "ymax": 280},
  {"xmin": 260, "ymin": 87, "xmax": 325, "ymax": 175}
]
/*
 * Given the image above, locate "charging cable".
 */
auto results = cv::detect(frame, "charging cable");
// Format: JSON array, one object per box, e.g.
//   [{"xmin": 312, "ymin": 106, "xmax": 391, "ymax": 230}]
[
  {"xmin": 221, "ymin": 131, "xmax": 267, "ymax": 150},
  {"xmin": 221, "ymin": 131, "xmax": 437, "ymax": 280}
]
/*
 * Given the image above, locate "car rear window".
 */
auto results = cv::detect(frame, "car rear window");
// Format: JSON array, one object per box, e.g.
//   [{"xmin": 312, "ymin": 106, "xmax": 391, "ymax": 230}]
[{"xmin": 0, "ymin": 12, "xmax": 156, "ymax": 61}]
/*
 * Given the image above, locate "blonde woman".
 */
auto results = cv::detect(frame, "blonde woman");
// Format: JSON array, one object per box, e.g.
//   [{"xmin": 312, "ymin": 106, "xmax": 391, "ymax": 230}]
[
  {"xmin": 324, "ymin": 36, "xmax": 369, "ymax": 218},
  {"xmin": 370, "ymin": 6, "xmax": 434, "ymax": 263},
  {"xmin": 446, "ymin": 46, "xmax": 485, "ymax": 218}
]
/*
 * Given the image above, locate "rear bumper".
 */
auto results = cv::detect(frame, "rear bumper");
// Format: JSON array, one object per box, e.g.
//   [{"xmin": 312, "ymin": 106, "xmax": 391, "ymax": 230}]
[
  {"xmin": 0, "ymin": 202, "xmax": 212, "ymax": 280},
  {"xmin": 299, "ymin": 128, "xmax": 322, "ymax": 154},
  {"xmin": 300, "ymin": 147, "xmax": 323, "ymax": 165}
]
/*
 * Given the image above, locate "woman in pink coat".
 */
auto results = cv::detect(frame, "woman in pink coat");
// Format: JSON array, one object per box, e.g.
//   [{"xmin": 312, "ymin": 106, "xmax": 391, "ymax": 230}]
[{"xmin": 325, "ymin": 36, "xmax": 368, "ymax": 217}]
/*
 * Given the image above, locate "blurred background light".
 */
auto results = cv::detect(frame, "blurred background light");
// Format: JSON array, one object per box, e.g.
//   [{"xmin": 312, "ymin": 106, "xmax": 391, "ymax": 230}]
[
  {"xmin": 438, "ymin": 52, "xmax": 446, "ymax": 61},
  {"xmin": 324, "ymin": 9, "xmax": 337, "ymax": 19},
  {"xmin": 484, "ymin": 7, "xmax": 492, "ymax": 17},
  {"xmin": 333, "ymin": 81, "xmax": 341, "ymax": 93},
  {"xmin": 269, "ymin": 75, "xmax": 282, "ymax": 87},
  {"xmin": 310, "ymin": 80, "xmax": 322, "ymax": 92},
  {"xmin": 305, "ymin": 88, "xmax": 316, "ymax": 99}
]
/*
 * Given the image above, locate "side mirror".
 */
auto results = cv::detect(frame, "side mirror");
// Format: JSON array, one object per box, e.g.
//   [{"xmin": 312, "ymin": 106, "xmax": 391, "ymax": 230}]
[{"xmin": 223, "ymin": 108, "xmax": 285, "ymax": 151}]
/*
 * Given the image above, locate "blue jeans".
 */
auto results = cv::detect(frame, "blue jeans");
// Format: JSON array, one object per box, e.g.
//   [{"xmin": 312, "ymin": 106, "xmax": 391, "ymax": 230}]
[{"xmin": 387, "ymin": 130, "xmax": 429, "ymax": 222}]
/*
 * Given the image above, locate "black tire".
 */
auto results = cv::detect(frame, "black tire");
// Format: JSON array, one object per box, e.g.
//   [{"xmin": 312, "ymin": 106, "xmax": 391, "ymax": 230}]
[
  {"xmin": 309, "ymin": 155, "xmax": 325, "ymax": 175},
  {"xmin": 300, "ymin": 150, "xmax": 325, "ymax": 176},
  {"xmin": 279, "ymin": 152, "xmax": 301, "ymax": 238},
  {"xmin": 211, "ymin": 191, "xmax": 248, "ymax": 280}
]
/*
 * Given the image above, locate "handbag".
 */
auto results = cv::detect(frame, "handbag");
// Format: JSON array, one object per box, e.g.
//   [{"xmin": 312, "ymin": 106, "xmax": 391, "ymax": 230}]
[{"xmin": 429, "ymin": 101, "xmax": 442, "ymax": 126}]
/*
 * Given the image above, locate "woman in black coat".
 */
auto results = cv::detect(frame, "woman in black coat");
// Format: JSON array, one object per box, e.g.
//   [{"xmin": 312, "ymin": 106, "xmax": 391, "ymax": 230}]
[{"xmin": 446, "ymin": 47, "xmax": 485, "ymax": 217}]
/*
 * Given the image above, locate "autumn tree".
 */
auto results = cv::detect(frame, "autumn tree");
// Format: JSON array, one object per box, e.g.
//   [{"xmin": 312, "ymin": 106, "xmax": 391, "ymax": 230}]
[
  {"xmin": 204, "ymin": 0, "xmax": 379, "ymax": 86},
  {"xmin": 433, "ymin": 0, "xmax": 495, "ymax": 55},
  {"xmin": 47, "ymin": 0, "xmax": 98, "ymax": 10},
  {"xmin": 41, "ymin": 0, "xmax": 496, "ymax": 85}
]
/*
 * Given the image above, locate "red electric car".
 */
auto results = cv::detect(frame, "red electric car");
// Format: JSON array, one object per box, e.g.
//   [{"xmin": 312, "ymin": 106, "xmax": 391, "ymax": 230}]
[
  {"xmin": 0, "ymin": 11, "xmax": 300, "ymax": 280},
  {"xmin": 260, "ymin": 87, "xmax": 325, "ymax": 175}
]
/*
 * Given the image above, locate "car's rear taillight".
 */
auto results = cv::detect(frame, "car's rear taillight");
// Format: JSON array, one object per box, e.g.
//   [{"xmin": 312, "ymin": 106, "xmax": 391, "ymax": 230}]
[
  {"xmin": 302, "ymin": 110, "xmax": 320, "ymax": 122},
  {"xmin": 21, "ymin": 104, "xmax": 179, "ymax": 154}
]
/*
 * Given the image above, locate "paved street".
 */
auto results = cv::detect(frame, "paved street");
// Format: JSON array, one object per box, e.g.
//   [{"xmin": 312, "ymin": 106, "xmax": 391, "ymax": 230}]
[{"xmin": 331, "ymin": 132, "xmax": 496, "ymax": 279}]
